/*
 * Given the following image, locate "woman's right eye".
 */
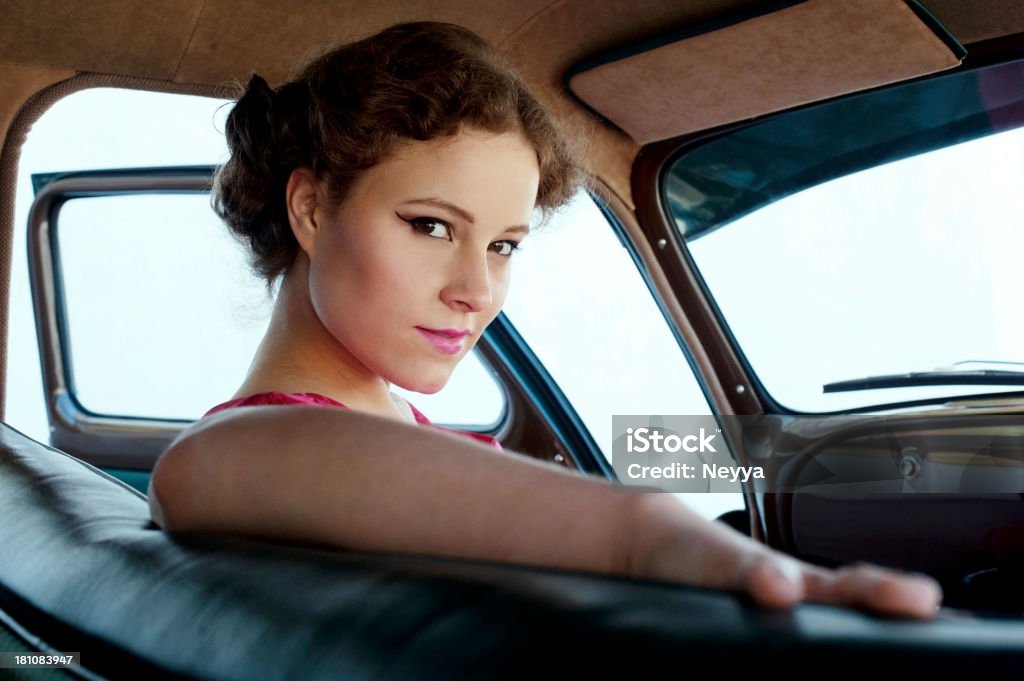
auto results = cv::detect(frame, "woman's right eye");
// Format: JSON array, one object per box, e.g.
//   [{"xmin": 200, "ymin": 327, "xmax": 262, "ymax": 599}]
[{"xmin": 406, "ymin": 216, "xmax": 452, "ymax": 240}]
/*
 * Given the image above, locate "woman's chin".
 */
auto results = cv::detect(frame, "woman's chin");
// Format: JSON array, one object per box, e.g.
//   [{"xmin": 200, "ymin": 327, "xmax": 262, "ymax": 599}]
[{"xmin": 391, "ymin": 371, "xmax": 451, "ymax": 395}]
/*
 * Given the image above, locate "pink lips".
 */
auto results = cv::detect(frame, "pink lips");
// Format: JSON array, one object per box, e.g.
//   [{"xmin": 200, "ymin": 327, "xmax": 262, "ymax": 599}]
[{"xmin": 415, "ymin": 327, "xmax": 470, "ymax": 355}]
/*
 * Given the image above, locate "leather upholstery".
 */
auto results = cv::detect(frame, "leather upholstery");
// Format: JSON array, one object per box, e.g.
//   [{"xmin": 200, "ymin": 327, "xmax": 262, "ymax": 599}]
[{"xmin": 2, "ymin": 421, "xmax": 1024, "ymax": 680}]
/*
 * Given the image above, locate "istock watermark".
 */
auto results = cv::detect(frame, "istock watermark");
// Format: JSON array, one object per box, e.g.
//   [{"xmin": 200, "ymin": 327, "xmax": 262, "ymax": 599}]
[{"xmin": 612, "ymin": 415, "xmax": 762, "ymax": 492}]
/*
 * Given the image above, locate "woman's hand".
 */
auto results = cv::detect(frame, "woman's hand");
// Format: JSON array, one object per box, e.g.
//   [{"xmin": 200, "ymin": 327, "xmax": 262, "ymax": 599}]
[{"xmin": 628, "ymin": 494, "xmax": 942, "ymax": 619}]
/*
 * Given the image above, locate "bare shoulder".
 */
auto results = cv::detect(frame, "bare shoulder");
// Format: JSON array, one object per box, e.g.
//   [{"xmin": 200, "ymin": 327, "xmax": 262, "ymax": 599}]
[{"xmin": 149, "ymin": 408, "xmax": 275, "ymax": 528}]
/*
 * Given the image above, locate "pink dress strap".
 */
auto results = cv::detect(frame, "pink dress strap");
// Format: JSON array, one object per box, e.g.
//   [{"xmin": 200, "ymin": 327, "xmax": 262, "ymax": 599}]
[{"xmin": 204, "ymin": 391, "xmax": 502, "ymax": 450}]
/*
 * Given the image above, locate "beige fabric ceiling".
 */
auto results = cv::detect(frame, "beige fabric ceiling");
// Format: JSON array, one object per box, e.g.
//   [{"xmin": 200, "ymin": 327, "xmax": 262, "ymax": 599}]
[
  {"xmin": 2, "ymin": 0, "xmax": 1020, "ymax": 85},
  {"xmin": 2, "ymin": 0, "xmax": 1022, "ymax": 198},
  {"xmin": 3, "ymin": 0, "xmax": 1022, "ymax": 188},
  {"xmin": 569, "ymin": 0, "xmax": 965, "ymax": 144}
]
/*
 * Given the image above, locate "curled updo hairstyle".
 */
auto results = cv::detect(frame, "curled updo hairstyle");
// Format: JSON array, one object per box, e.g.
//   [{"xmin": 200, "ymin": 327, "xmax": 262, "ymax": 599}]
[{"xmin": 214, "ymin": 21, "xmax": 585, "ymax": 284}]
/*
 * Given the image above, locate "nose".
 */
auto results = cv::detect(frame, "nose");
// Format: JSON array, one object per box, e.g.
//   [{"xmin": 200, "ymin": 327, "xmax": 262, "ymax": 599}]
[{"xmin": 440, "ymin": 248, "xmax": 493, "ymax": 313}]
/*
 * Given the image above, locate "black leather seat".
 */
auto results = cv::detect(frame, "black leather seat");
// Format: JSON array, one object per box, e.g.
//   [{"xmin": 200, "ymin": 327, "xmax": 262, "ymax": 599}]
[{"xmin": 2, "ymin": 420, "xmax": 1024, "ymax": 680}]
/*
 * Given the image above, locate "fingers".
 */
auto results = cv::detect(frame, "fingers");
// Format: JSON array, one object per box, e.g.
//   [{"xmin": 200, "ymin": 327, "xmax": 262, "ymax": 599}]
[
  {"xmin": 736, "ymin": 553, "xmax": 942, "ymax": 618},
  {"xmin": 643, "ymin": 501, "xmax": 942, "ymax": 619},
  {"xmin": 801, "ymin": 562, "xmax": 942, "ymax": 619}
]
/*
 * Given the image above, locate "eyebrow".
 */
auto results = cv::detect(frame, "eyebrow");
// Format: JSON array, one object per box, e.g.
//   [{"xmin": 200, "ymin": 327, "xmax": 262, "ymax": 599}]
[{"xmin": 402, "ymin": 197, "xmax": 531, "ymax": 234}]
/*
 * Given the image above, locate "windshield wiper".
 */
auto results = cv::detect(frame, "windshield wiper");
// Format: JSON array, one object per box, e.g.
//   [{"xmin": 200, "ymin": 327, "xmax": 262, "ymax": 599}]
[{"xmin": 823, "ymin": 369, "xmax": 1024, "ymax": 393}]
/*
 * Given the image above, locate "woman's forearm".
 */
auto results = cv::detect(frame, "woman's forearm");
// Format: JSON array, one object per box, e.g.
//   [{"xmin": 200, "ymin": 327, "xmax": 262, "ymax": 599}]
[{"xmin": 150, "ymin": 405, "xmax": 657, "ymax": 577}]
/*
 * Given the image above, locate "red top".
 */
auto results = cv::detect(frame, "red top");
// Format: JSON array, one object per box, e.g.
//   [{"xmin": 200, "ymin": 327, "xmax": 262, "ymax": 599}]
[{"xmin": 204, "ymin": 391, "xmax": 502, "ymax": 450}]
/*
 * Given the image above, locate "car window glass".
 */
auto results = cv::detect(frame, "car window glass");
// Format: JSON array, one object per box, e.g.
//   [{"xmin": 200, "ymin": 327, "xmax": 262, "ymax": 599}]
[
  {"xmin": 503, "ymin": 194, "xmax": 744, "ymax": 519},
  {"xmin": 667, "ymin": 59, "xmax": 1024, "ymax": 413}
]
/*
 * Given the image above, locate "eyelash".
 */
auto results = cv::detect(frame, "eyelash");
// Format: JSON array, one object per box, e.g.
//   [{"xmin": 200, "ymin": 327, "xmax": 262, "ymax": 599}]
[
  {"xmin": 491, "ymin": 240, "xmax": 521, "ymax": 257},
  {"xmin": 406, "ymin": 216, "xmax": 451, "ymax": 239},
  {"xmin": 402, "ymin": 216, "xmax": 522, "ymax": 258}
]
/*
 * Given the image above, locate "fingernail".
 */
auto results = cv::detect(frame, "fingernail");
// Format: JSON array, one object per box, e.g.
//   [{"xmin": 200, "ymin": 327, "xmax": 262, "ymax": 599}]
[{"xmin": 908, "ymin": 573, "xmax": 940, "ymax": 591}]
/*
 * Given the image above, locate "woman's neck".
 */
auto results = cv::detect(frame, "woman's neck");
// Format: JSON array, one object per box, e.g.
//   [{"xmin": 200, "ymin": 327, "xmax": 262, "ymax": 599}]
[{"xmin": 234, "ymin": 266, "xmax": 415, "ymax": 423}]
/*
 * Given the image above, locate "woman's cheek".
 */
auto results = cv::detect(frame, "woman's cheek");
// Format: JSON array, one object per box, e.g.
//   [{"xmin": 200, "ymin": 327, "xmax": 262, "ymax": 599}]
[{"xmin": 364, "ymin": 247, "xmax": 428, "ymax": 296}]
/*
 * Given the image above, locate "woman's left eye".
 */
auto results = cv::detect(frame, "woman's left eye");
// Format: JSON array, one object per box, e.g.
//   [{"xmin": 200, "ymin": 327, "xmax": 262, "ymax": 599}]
[
  {"xmin": 490, "ymin": 240, "xmax": 520, "ymax": 257},
  {"xmin": 407, "ymin": 217, "xmax": 452, "ymax": 240}
]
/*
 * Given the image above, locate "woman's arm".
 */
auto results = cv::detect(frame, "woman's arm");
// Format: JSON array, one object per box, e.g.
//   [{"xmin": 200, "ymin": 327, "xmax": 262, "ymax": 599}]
[
  {"xmin": 149, "ymin": 405, "xmax": 940, "ymax": 617},
  {"xmin": 150, "ymin": 405, "xmax": 641, "ymax": 574}
]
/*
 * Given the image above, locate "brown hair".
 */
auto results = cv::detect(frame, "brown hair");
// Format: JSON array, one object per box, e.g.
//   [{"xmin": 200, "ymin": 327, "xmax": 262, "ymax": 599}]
[{"xmin": 214, "ymin": 21, "xmax": 585, "ymax": 284}]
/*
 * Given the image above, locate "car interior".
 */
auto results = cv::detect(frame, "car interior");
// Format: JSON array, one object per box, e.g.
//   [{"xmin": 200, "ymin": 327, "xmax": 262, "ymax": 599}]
[{"xmin": 3, "ymin": 0, "xmax": 1024, "ymax": 678}]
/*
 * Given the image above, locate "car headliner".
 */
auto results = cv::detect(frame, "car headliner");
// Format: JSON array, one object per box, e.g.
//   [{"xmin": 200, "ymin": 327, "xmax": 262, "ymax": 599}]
[{"xmin": 0, "ymin": 0, "xmax": 1022, "ymax": 412}]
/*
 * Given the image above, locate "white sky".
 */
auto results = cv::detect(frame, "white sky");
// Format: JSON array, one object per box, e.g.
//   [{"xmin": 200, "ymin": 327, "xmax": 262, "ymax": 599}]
[{"xmin": 690, "ymin": 128, "xmax": 1024, "ymax": 411}]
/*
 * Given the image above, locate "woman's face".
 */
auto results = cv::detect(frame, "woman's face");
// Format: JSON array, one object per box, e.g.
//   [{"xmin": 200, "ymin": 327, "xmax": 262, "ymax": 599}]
[{"xmin": 302, "ymin": 128, "xmax": 540, "ymax": 393}]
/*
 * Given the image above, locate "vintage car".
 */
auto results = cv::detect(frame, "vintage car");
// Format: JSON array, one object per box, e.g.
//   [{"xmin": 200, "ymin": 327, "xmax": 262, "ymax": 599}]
[{"xmin": 2, "ymin": 0, "xmax": 1024, "ymax": 678}]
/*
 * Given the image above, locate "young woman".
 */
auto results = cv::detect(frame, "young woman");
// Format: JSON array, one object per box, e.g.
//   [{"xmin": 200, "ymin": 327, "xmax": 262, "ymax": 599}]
[{"xmin": 149, "ymin": 21, "xmax": 941, "ymax": 618}]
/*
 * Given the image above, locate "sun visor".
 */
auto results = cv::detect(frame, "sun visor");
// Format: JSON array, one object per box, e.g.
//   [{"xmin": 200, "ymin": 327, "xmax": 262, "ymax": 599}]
[{"xmin": 567, "ymin": 0, "xmax": 966, "ymax": 144}]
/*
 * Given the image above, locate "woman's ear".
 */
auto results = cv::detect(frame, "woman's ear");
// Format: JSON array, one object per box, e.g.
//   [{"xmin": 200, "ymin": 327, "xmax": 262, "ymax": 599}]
[{"xmin": 286, "ymin": 168, "xmax": 322, "ymax": 257}]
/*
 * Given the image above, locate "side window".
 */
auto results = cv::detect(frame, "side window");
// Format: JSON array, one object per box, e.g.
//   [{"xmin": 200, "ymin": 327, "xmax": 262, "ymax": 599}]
[
  {"xmin": 502, "ymin": 194, "xmax": 744, "ymax": 519},
  {"xmin": 55, "ymin": 192, "xmax": 265, "ymax": 421}
]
